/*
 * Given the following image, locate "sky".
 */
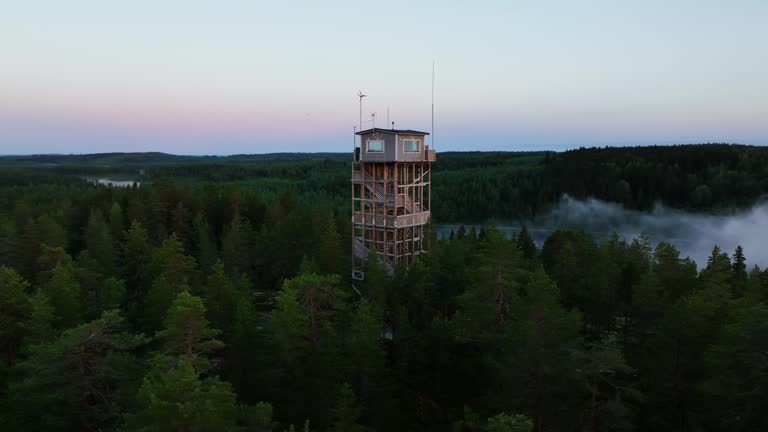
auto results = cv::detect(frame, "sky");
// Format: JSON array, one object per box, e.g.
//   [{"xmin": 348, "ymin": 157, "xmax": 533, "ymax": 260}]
[{"xmin": 1, "ymin": 0, "xmax": 767, "ymax": 155}]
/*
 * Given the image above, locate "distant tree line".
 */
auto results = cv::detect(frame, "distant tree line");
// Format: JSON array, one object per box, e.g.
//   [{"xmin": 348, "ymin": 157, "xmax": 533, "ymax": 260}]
[
  {"xmin": 5, "ymin": 144, "xmax": 768, "ymax": 222},
  {"xmin": 540, "ymin": 144, "xmax": 768, "ymax": 211}
]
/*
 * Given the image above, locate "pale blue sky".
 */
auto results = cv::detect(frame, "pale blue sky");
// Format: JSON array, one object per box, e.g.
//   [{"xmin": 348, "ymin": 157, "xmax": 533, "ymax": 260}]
[{"xmin": 1, "ymin": 0, "xmax": 766, "ymax": 154}]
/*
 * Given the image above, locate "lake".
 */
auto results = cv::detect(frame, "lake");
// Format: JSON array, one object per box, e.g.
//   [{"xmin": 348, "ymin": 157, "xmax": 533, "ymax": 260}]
[{"xmin": 90, "ymin": 178, "xmax": 140, "ymax": 188}]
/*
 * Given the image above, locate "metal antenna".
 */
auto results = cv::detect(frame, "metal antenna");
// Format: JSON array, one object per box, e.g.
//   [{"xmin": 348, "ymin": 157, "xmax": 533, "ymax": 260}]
[
  {"xmin": 357, "ymin": 91, "xmax": 367, "ymax": 132},
  {"xmin": 371, "ymin": 112, "xmax": 376, "ymax": 129},
  {"xmin": 431, "ymin": 59, "xmax": 435, "ymax": 149},
  {"xmin": 387, "ymin": 105, "xmax": 390, "ymax": 127}
]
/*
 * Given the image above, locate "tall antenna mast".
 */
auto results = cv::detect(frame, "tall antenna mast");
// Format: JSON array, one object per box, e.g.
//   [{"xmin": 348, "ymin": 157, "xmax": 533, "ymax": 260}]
[
  {"xmin": 357, "ymin": 91, "xmax": 367, "ymax": 132},
  {"xmin": 371, "ymin": 112, "xmax": 376, "ymax": 129},
  {"xmin": 387, "ymin": 105, "xmax": 390, "ymax": 128},
  {"xmin": 431, "ymin": 59, "xmax": 435, "ymax": 149}
]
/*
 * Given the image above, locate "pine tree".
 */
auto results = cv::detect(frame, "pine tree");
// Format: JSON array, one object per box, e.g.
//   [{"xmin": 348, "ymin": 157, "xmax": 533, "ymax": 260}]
[
  {"xmin": 156, "ymin": 291, "xmax": 224, "ymax": 373},
  {"xmin": 282, "ymin": 273, "xmax": 345, "ymax": 343},
  {"xmin": 0, "ymin": 266, "xmax": 30, "ymax": 366},
  {"xmin": 571, "ymin": 337, "xmax": 638, "ymax": 431},
  {"xmin": 331, "ymin": 383, "xmax": 364, "ymax": 432},
  {"xmin": 36, "ymin": 244, "xmax": 73, "ymax": 285},
  {"xmin": 10, "ymin": 310, "xmax": 147, "ymax": 431},
  {"xmin": 127, "ymin": 357, "xmax": 238, "ymax": 432}
]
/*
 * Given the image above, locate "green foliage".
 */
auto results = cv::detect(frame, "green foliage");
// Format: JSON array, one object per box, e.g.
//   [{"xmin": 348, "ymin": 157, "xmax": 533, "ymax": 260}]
[
  {"xmin": 144, "ymin": 234, "xmax": 198, "ymax": 330},
  {"xmin": 2, "ymin": 150, "xmax": 768, "ymax": 431},
  {"xmin": 202, "ymin": 261, "xmax": 239, "ymax": 332},
  {"xmin": 85, "ymin": 209, "xmax": 116, "ymax": 276},
  {"xmin": 221, "ymin": 213, "xmax": 253, "ymax": 279},
  {"xmin": 316, "ymin": 213, "xmax": 343, "ymax": 275},
  {"xmin": 9, "ymin": 310, "xmax": 147, "ymax": 431},
  {"xmin": 0, "ymin": 266, "xmax": 30, "ymax": 365},
  {"xmin": 331, "ymin": 383, "xmax": 364, "ymax": 432},
  {"xmin": 21, "ymin": 290, "xmax": 55, "ymax": 346},
  {"xmin": 193, "ymin": 214, "xmax": 218, "ymax": 275},
  {"xmin": 239, "ymin": 402, "xmax": 277, "ymax": 432},
  {"xmin": 271, "ymin": 280, "xmax": 310, "ymax": 368},
  {"xmin": 542, "ymin": 144, "xmax": 768, "ymax": 211},
  {"xmin": 156, "ymin": 291, "xmax": 224, "ymax": 372},
  {"xmin": 123, "ymin": 221, "xmax": 152, "ymax": 314},
  {"xmin": 128, "ymin": 357, "xmax": 238, "ymax": 432},
  {"xmin": 42, "ymin": 263, "xmax": 83, "ymax": 329},
  {"xmin": 486, "ymin": 412, "xmax": 533, "ymax": 432},
  {"xmin": 223, "ymin": 294, "xmax": 273, "ymax": 403}
]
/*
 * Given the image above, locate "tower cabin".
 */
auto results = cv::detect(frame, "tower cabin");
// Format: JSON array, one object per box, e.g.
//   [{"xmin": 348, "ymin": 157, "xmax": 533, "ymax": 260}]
[{"xmin": 351, "ymin": 128, "xmax": 436, "ymax": 280}]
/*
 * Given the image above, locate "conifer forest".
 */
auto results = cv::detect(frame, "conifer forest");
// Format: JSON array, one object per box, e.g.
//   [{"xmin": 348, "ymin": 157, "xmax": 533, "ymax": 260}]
[{"xmin": 1, "ymin": 145, "xmax": 768, "ymax": 431}]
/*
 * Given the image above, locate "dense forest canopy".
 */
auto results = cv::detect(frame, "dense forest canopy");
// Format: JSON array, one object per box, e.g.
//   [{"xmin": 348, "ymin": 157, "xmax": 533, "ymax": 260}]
[
  {"xmin": 1, "ymin": 144, "xmax": 767, "ymax": 431},
  {"xmin": 4, "ymin": 143, "xmax": 767, "ymax": 221}
]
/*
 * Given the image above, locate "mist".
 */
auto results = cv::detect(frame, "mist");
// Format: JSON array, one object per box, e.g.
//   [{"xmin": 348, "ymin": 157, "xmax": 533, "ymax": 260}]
[{"xmin": 439, "ymin": 195, "xmax": 768, "ymax": 269}]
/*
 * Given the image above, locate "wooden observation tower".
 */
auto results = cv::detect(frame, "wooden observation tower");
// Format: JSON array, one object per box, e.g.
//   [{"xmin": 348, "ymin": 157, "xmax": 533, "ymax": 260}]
[{"xmin": 351, "ymin": 127, "xmax": 436, "ymax": 280}]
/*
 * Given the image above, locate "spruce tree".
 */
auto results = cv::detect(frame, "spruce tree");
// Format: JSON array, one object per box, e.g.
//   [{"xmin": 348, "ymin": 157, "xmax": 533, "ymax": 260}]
[
  {"xmin": 42, "ymin": 263, "xmax": 83, "ymax": 329},
  {"xmin": 123, "ymin": 221, "xmax": 152, "ymax": 316},
  {"xmin": 0, "ymin": 266, "xmax": 30, "ymax": 366},
  {"xmin": 193, "ymin": 213, "xmax": 218, "ymax": 275},
  {"xmin": 143, "ymin": 234, "xmax": 198, "ymax": 331},
  {"xmin": 731, "ymin": 245, "xmax": 747, "ymax": 297},
  {"xmin": 21, "ymin": 290, "xmax": 55, "ymax": 347},
  {"xmin": 84, "ymin": 209, "xmax": 116, "ymax": 276},
  {"xmin": 109, "ymin": 202, "xmax": 125, "ymax": 243},
  {"xmin": 316, "ymin": 213, "xmax": 343, "ymax": 275},
  {"xmin": 202, "ymin": 260, "xmax": 238, "ymax": 332}
]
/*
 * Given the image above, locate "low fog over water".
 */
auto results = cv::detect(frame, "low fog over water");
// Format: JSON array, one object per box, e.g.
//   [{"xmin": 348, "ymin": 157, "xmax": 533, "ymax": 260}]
[{"xmin": 439, "ymin": 195, "xmax": 768, "ymax": 269}]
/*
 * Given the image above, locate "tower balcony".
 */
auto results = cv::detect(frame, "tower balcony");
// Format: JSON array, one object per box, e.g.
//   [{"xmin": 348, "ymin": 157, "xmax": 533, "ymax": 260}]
[
  {"xmin": 425, "ymin": 147, "xmax": 436, "ymax": 162},
  {"xmin": 352, "ymin": 211, "xmax": 431, "ymax": 228}
]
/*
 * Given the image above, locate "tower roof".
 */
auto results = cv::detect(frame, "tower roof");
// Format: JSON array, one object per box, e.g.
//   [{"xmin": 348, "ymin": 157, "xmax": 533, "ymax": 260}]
[{"xmin": 355, "ymin": 128, "xmax": 429, "ymax": 136}]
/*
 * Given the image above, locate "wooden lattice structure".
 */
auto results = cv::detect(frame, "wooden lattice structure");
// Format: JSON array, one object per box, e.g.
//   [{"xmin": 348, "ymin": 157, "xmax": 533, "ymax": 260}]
[{"xmin": 352, "ymin": 128, "xmax": 436, "ymax": 280}]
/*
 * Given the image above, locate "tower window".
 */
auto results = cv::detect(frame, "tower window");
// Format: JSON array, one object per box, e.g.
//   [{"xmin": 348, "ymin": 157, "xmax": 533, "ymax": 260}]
[
  {"xmin": 367, "ymin": 139, "xmax": 384, "ymax": 152},
  {"xmin": 403, "ymin": 139, "xmax": 420, "ymax": 152}
]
